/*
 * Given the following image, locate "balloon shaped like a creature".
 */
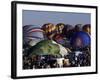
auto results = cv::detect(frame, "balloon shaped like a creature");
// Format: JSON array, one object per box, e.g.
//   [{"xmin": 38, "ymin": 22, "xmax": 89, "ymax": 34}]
[{"xmin": 70, "ymin": 31, "xmax": 91, "ymax": 48}]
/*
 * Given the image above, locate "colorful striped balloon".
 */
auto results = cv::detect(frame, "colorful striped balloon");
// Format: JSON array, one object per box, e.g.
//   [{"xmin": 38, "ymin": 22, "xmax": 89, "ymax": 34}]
[{"xmin": 23, "ymin": 25, "xmax": 44, "ymax": 44}]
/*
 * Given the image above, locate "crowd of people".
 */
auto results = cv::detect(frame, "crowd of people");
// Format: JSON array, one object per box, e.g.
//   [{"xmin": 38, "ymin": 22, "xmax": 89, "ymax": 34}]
[{"xmin": 23, "ymin": 23, "xmax": 91, "ymax": 69}]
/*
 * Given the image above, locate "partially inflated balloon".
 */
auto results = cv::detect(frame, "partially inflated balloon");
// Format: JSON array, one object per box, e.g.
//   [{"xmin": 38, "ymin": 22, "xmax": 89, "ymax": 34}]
[
  {"xmin": 70, "ymin": 31, "xmax": 90, "ymax": 48},
  {"xmin": 42, "ymin": 23, "xmax": 56, "ymax": 39},
  {"xmin": 23, "ymin": 25, "xmax": 44, "ymax": 44},
  {"xmin": 82, "ymin": 24, "xmax": 91, "ymax": 35}
]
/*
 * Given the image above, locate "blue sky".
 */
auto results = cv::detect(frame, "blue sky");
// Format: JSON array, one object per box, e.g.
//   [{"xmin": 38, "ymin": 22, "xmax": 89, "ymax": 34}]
[{"xmin": 22, "ymin": 10, "xmax": 91, "ymax": 27}]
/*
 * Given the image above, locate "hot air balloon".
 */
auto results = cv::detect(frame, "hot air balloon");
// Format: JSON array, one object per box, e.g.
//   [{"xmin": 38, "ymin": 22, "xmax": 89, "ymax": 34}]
[
  {"xmin": 56, "ymin": 23, "xmax": 65, "ymax": 34},
  {"xmin": 74, "ymin": 24, "xmax": 82, "ymax": 32},
  {"xmin": 70, "ymin": 31, "xmax": 91, "ymax": 48},
  {"xmin": 82, "ymin": 24, "xmax": 91, "ymax": 35},
  {"xmin": 41, "ymin": 23, "xmax": 56, "ymax": 39},
  {"xmin": 28, "ymin": 40, "xmax": 68, "ymax": 57},
  {"xmin": 62, "ymin": 24, "xmax": 74, "ymax": 39},
  {"xmin": 23, "ymin": 25, "xmax": 44, "ymax": 46}
]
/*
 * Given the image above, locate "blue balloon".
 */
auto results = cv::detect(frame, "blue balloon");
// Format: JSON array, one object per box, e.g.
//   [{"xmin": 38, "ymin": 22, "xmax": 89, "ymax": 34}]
[{"xmin": 70, "ymin": 31, "xmax": 91, "ymax": 47}]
